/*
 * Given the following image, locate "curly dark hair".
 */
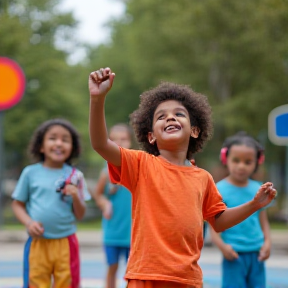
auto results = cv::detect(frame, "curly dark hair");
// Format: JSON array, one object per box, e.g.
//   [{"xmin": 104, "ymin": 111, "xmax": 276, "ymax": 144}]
[
  {"xmin": 28, "ymin": 118, "xmax": 81, "ymax": 165},
  {"xmin": 130, "ymin": 82, "xmax": 213, "ymax": 159},
  {"xmin": 222, "ymin": 131, "xmax": 264, "ymax": 172}
]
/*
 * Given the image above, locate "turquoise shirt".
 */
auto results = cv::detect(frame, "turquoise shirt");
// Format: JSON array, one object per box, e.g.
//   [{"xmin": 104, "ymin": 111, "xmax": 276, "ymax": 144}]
[
  {"xmin": 217, "ymin": 179, "xmax": 264, "ymax": 252},
  {"xmin": 12, "ymin": 163, "xmax": 91, "ymax": 239},
  {"xmin": 102, "ymin": 170, "xmax": 132, "ymax": 247}
]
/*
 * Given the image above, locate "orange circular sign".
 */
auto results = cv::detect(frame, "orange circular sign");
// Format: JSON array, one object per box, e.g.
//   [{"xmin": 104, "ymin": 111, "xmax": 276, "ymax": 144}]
[{"xmin": 0, "ymin": 57, "xmax": 25, "ymax": 110}]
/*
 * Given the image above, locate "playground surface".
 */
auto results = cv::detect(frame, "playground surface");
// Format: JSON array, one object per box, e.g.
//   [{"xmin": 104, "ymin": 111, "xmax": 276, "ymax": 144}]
[{"xmin": 1, "ymin": 230, "xmax": 287, "ymax": 288}]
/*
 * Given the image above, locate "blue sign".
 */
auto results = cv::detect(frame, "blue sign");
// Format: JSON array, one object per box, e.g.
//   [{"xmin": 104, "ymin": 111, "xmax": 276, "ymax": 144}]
[
  {"xmin": 268, "ymin": 104, "xmax": 288, "ymax": 146},
  {"xmin": 276, "ymin": 113, "xmax": 288, "ymax": 137}
]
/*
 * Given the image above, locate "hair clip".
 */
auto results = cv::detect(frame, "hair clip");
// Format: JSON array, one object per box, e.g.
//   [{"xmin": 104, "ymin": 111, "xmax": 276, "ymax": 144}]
[
  {"xmin": 220, "ymin": 147, "xmax": 228, "ymax": 165},
  {"xmin": 258, "ymin": 154, "xmax": 265, "ymax": 165}
]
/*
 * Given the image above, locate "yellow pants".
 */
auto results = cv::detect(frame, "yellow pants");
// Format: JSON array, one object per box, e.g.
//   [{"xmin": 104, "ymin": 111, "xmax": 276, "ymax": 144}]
[{"xmin": 23, "ymin": 234, "xmax": 80, "ymax": 288}]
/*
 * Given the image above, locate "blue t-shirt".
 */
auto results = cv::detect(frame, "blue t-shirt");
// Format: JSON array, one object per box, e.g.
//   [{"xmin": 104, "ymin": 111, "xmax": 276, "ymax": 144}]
[
  {"xmin": 217, "ymin": 179, "xmax": 264, "ymax": 252},
  {"xmin": 12, "ymin": 163, "xmax": 91, "ymax": 239},
  {"xmin": 102, "ymin": 170, "xmax": 132, "ymax": 247}
]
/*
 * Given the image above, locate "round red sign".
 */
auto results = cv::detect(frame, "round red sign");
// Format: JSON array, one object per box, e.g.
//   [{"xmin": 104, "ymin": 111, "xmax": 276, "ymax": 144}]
[{"xmin": 0, "ymin": 57, "xmax": 26, "ymax": 111}]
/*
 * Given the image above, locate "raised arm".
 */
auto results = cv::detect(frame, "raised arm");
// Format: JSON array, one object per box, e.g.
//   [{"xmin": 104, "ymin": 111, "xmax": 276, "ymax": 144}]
[
  {"xmin": 214, "ymin": 182, "xmax": 277, "ymax": 232},
  {"xmin": 89, "ymin": 68, "xmax": 121, "ymax": 166}
]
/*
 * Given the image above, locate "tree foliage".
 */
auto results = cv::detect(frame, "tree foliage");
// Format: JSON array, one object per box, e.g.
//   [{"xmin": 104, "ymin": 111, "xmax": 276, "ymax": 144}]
[
  {"xmin": 2, "ymin": 0, "xmax": 288, "ymax": 193},
  {"xmin": 84, "ymin": 0, "xmax": 288, "ymax": 196},
  {"xmin": 1, "ymin": 0, "xmax": 95, "ymax": 171},
  {"xmin": 88, "ymin": 0, "xmax": 288, "ymax": 165}
]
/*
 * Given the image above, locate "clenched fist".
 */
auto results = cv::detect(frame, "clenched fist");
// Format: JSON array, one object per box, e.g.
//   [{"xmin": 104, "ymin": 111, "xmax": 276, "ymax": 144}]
[{"xmin": 89, "ymin": 67, "xmax": 115, "ymax": 99}]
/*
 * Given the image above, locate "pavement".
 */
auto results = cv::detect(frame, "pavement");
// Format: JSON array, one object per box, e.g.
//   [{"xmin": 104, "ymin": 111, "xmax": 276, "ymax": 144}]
[
  {"xmin": 0, "ymin": 229, "xmax": 102, "ymax": 247},
  {"xmin": 0, "ymin": 229, "xmax": 287, "ymax": 288},
  {"xmin": 0, "ymin": 229, "xmax": 287, "ymax": 252},
  {"xmin": 0, "ymin": 229, "xmax": 102, "ymax": 246}
]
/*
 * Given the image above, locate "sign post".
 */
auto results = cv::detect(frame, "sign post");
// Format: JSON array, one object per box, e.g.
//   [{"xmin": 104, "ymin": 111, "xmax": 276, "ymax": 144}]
[
  {"xmin": 0, "ymin": 57, "xmax": 26, "ymax": 227},
  {"xmin": 0, "ymin": 112, "xmax": 4, "ymax": 226},
  {"xmin": 268, "ymin": 104, "xmax": 288, "ymax": 224}
]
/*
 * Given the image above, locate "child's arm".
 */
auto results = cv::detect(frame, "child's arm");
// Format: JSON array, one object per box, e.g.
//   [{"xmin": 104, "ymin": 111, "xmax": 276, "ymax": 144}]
[
  {"xmin": 258, "ymin": 210, "xmax": 271, "ymax": 261},
  {"xmin": 88, "ymin": 68, "xmax": 121, "ymax": 166},
  {"xmin": 64, "ymin": 185, "xmax": 86, "ymax": 220},
  {"xmin": 209, "ymin": 225, "xmax": 239, "ymax": 260},
  {"xmin": 214, "ymin": 182, "xmax": 276, "ymax": 232},
  {"xmin": 11, "ymin": 200, "xmax": 44, "ymax": 237},
  {"xmin": 93, "ymin": 170, "xmax": 113, "ymax": 219}
]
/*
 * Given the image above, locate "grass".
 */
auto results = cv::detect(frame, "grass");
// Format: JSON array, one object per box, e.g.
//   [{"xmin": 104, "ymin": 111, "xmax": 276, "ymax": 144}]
[
  {"xmin": 2, "ymin": 219, "xmax": 103, "ymax": 231},
  {"xmin": 77, "ymin": 219, "xmax": 102, "ymax": 230},
  {"xmin": 3, "ymin": 220, "xmax": 287, "ymax": 231},
  {"xmin": 270, "ymin": 221, "xmax": 288, "ymax": 230}
]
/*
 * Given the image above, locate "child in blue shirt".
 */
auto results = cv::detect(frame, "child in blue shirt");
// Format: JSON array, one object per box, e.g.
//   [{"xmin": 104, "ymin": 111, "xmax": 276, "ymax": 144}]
[
  {"xmin": 12, "ymin": 118, "xmax": 91, "ymax": 288},
  {"xmin": 210, "ymin": 131, "xmax": 273, "ymax": 288},
  {"xmin": 93, "ymin": 123, "xmax": 132, "ymax": 288}
]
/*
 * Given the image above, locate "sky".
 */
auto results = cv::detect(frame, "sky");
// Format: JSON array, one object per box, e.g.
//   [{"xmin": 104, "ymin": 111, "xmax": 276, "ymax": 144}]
[{"xmin": 58, "ymin": 0, "xmax": 125, "ymax": 63}]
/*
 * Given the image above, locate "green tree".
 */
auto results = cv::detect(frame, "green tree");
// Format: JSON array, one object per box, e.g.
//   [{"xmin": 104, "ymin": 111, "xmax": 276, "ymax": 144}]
[
  {"xmin": 88, "ymin": 0, "xmax": 288, "ymax": 154},
  {"xmin": 1, "ymin": 0, "xmax": 93, "ymax": 171},
  {"xmin": 86, "ymin": 0, "xmax": 288, "ymax": 197}
]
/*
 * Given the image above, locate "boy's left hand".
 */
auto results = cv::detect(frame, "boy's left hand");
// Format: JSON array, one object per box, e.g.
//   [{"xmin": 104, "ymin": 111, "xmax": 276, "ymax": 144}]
[
  {"xmin": 253, "ymin": 182, "xmax": 277, "ymax": 209},
  {"xmin": 258, "ymin": 241, "xmax": 271, "ymax": 261},
  {"xmin": 63, "ymin": 184, "xmax": 79, "ymax": 200}
]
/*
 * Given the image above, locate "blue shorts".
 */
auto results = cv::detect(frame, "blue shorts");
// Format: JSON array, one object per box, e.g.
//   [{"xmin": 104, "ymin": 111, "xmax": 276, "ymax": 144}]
[
  {"xmin": 222, "ymin": 251, "xmax": 266, "ymax": 288},
  {"xmin": 104, "ymin": 245, "xmax": 130, "ymax": 266}
]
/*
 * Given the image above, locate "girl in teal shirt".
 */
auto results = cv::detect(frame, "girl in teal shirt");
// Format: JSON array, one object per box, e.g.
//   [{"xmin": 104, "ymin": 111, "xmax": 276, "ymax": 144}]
[{"xmin": 210, "ymin": 131, "xmax": 273, "ymax": 288}]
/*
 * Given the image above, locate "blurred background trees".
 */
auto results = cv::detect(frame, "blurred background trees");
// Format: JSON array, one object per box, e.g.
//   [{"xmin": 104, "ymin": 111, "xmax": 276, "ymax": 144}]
[
  {"xmin": 2, "ymin": 0, "xmax": 288, "ymax": 220},
  {"xmin": 1, "ymin": 0, "xmax": 95, "ymax": 173}
]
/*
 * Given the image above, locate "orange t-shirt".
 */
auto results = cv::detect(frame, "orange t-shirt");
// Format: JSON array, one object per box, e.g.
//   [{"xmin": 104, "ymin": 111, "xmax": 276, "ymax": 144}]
[{"xmin": 108, "ymin": 148, "xmax": 226, "ymax": 287}]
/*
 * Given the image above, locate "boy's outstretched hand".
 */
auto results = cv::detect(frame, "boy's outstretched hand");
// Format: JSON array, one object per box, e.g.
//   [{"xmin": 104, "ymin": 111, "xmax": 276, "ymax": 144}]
[
  {"xmin": 253, "ymin": 182, "xmax": 277, "ymax": 209},
  {"xmin": 89, "ymin": 67, "xmax": 115, "ymax": 99}
]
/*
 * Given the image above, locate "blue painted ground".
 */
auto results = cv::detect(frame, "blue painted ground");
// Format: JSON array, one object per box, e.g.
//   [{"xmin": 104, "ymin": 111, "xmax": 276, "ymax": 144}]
[{"xmin": 1, "ymin": 260, "xmax": 288, "ymax": 288}]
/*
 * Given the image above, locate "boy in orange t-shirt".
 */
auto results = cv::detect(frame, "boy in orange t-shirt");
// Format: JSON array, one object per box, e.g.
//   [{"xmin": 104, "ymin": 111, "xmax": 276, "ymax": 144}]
[{"xmin": 88, "ymin": 68, "xmax": 277, "ymax": 288}]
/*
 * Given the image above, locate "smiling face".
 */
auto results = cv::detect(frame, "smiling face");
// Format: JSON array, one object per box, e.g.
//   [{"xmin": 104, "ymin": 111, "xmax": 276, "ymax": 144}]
[
  {"xmin": 148, "ymin": 100, "xmax": 199, "ymax": 152},
  {"xmin": 40, "ymin": 125, "xmax": 73, "ymax": 168},
  {"xmin": 226, "ymin": 144, "xmax": 258, "ymax": 186}
]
